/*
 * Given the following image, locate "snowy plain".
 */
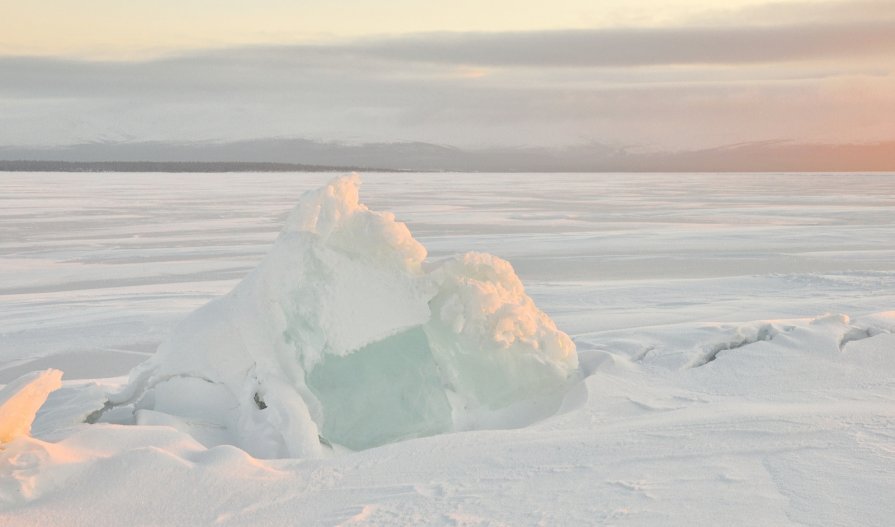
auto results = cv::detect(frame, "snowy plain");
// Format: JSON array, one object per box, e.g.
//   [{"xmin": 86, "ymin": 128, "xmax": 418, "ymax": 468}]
[{"xmin": 1, "ymin": 172, "xmax": 894, "ymax": 525}]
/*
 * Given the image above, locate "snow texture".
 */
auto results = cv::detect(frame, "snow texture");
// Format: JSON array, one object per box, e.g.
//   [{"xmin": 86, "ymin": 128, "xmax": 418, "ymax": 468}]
[
  {"xmin": 1, "ymin": 172, "xmax": 893, "ymax": 526},
  {"xmin": 106, "ymin": 175, "xmax": 578, "ymax": 456}
]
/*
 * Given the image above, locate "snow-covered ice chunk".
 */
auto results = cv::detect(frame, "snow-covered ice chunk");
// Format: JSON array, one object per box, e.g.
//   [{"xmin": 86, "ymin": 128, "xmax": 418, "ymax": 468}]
[
  {"xmin": 427, "ymin": 252, "xmax": 577, "ymax": 408},
  {"xmin": 110, "ymin": 175, "xmax": 578, "ymax": 457},
  {"xmin": 0, "ymin": 369, "xmax": 63, "ymax": 444}
]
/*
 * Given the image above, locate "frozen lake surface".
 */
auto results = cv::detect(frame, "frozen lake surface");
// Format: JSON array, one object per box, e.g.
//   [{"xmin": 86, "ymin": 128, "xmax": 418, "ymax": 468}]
[{"xmin": 1, "ymin": 172, "xmax": 894, "ymax": 525}]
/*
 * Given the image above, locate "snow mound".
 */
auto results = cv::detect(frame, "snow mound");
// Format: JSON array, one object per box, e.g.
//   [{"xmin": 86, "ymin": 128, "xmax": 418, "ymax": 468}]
[
  {"xmin": 108, "ymin": 175, "xmax": 578, "ymax": 457},
  {"xmin": 0, "ymin": 369, "xmax": 63, "ymax": 444}
]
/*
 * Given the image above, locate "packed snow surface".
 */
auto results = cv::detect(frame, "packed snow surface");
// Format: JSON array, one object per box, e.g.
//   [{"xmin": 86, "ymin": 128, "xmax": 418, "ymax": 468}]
[{"xmin": 1, "ymin": 172, "xmax": 894, "ymax": 525}]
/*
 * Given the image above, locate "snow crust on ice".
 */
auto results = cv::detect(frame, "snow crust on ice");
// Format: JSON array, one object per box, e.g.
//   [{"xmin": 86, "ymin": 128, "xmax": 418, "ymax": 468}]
[
  {"xmin": 0, "ymin": 369, "xmax": 63, "ymax": 444},
  {"xmin": 3, "ymin": 172, "xmax": 893, "ymax": 525},
  {"xmin": 3, "ymin": 311, "xmax": 893, "ymax": 525},
  {"xmin": 107, "ymin": 175, "xmax": 578, "ymax": 456}
]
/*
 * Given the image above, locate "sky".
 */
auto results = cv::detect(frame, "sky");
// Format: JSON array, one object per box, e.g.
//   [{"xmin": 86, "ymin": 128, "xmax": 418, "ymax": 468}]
[{"xmin": 1, "ymin": 0, "xmax": 894, "ymax": 152}]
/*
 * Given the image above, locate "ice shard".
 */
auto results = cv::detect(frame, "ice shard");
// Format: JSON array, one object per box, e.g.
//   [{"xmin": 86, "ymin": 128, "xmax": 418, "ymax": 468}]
[{"xmin": 0, "ymin": 369, "xmax": 63, "ymax": 444}]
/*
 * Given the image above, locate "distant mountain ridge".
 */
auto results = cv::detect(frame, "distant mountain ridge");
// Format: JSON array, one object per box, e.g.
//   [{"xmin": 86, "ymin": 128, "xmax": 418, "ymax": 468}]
[
  {"xmin": 1, "ymin": 139, "xmax": 893, "ymax": 172},
  {"xmin": 0, "ymin": 160, "xmax": 397, "ymax": 173}
]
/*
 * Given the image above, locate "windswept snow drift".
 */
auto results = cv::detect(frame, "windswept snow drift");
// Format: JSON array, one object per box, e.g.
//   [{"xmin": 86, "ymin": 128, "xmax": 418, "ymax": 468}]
[{"xmin": 104, "ymin": 175, "xmax": 578, "ymax": 457}]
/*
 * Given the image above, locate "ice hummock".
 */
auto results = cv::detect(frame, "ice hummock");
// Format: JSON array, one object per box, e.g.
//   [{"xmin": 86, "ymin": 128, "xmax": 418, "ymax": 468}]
[{"xmin": 107, "ymin": 175, "xmax": 578, "ymax": 457}]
